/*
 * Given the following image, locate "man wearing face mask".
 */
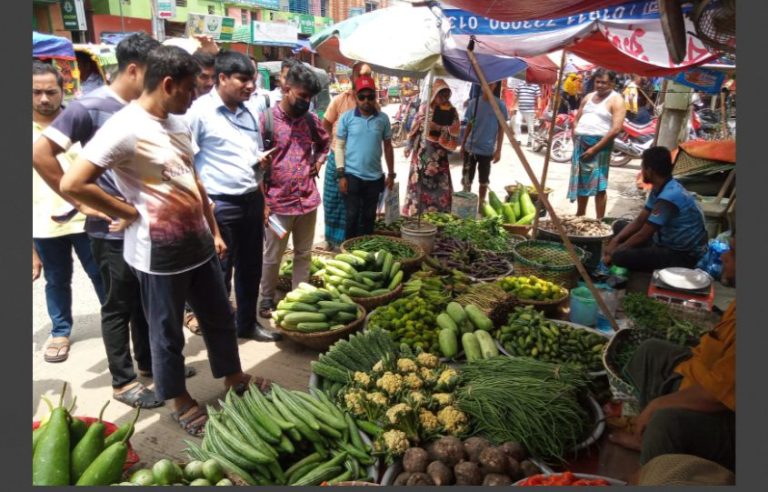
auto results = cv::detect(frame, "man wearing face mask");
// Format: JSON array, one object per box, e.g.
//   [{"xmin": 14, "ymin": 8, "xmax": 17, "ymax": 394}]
[
  {"xmin": 257, "ymin": 63, "xmax": 330, "ymax": 319},
  {"xmin": 186, "ymin": 51, "xmax": 280, "ymax": 343},
  {"xmin": 321, "ymin": 61, "xmax": 374, "ymax": 250}
]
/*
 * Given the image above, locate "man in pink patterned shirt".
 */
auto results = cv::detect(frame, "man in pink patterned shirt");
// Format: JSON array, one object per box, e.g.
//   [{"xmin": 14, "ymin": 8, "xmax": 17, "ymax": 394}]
[{"xmin": 258, "ymin": 61, "xmax": 330, "ymax": 317}]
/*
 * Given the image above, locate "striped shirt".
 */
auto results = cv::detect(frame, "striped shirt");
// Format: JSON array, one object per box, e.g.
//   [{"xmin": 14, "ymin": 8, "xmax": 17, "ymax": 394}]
[{"xmin": 515, "ymin": 83, "xmax": 540, "ymax": 112}]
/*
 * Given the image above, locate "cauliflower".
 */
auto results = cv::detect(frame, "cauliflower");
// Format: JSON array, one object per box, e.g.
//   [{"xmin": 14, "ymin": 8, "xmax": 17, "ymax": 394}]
[
  {"xmin": 366, "ymin": 391, "xmax": 388, "ymax": 407},
  {"xmin": 431, "ymin": 393, "xmax": 453, "ymax": 407},
  {"xmin": 437, "ymin": 405, "xmax": 468, "ymax": 434},
  {"xmin": 403, "ymin": 373, "xmax": 423, "ymax": 390},
  {"xmin": 372, "ymin": 360, "xmax": 385, "ymax": 373},
  {"xmin": 385, "ymin": 403, "xmax": 412, "ymax": 424},
  {"xmin": 343, "ymin": 390, "xmax": 366, "ymax": 416},
  {"xmin": 416, "ymin": 352, "xmax": 439, "ymax": 369},
  {"xmin": 419, "ymin": 367, "xmax": 438, "ymax": 385},
  {"xmin": 376, "ymin": 372, "xmax": 403, "ymax": 395},
  {"xmin": 396, "ymin": 358, "xmax": 418, "ymax": 373},
  {"xmin": 380, "ymin": 429, "xmax": 409, "ymax": 456},
  {"xmin": 436, "ymin": 368, "xmax": 459, "ymax": 390},
  {"xmin": 419, "ymin": 408, "xmax": 440, "ymax": 432},
  {"xmin": 407, "ymin": 391, "xmax": 426, "ymax": 404},
  {"xmin": 353, "ymin": 371, "xmax": 372, "ymax": 387}
]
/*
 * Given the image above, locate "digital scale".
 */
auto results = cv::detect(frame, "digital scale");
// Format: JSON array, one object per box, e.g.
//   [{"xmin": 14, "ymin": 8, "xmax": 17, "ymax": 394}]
[{"xmin": 648, "ymin": 270, "xmax": 715, "ymax": 311}]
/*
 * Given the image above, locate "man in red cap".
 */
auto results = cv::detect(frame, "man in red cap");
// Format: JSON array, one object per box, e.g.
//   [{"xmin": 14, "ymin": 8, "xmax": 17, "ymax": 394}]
[{"xmin": 335, "ymin": 74, "xmax": 395, "ymax": 239}]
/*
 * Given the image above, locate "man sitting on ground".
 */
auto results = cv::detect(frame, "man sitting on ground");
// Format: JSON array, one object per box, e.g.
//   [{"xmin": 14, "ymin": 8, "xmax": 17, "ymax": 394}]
[
  {"xmin": 609, "ymin": 234, "xmax": 735, "ymax": 471},
  {"xmin": 604, "ymin": 146, "xmax": 707, "ymax": 272}
]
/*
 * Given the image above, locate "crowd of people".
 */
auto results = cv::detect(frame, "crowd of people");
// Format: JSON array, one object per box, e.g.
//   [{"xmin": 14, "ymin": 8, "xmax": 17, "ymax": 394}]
[{"xmin": 31, "ymin": 36, "xmax": 732, "ymax": 470}]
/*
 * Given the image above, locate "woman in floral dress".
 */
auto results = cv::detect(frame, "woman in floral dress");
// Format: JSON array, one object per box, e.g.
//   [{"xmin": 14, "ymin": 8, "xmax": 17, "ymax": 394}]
[{"xmin": 402, "ymin": 79, "xmax": 461, "ymax": 216}]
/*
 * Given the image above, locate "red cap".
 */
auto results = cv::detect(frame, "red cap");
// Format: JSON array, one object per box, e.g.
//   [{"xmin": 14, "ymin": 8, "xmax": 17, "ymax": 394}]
[{"xmin": 354, "ymin": 75, "xmax": 376, "ymax": 93}]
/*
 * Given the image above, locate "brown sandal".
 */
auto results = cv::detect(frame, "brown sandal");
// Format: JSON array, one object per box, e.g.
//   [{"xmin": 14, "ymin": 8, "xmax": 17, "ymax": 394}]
[
  {"xmin": 184, "ymin": 312, "xmax": 202, "ymax": 335},
  {"xmin": 227, "ymin": 374, "xmax": 272, "ymax": 396},
  {"xmin": 44, "ymin": 337, "xmax": 70, "ymax": 363},
  {"xmin": 170, "ymin": 400, "xmax": 207, "ymax": 437}
]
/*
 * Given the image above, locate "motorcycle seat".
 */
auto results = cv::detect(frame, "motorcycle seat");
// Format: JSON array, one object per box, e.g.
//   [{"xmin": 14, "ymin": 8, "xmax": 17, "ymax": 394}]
[{"xmin": 625, "ymin": 120, "xmax": 655, "ymax": 132}]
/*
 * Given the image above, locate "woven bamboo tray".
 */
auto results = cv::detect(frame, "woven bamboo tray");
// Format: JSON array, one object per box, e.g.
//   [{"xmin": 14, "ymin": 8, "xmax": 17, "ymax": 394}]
[
  {"xmin": 503, "ymin": 223, "xmax": 533, "ymax": 236},
  {"xmin": 506, "ymin": 291, "xmax": 570, "ymax": 318},
  {"xmin": 350, "ymin": 283, "xmax": 404, "ymax": 312},
  {"xmin": 340, "ymin": 235, "xmax": 424, "ymax": 275},
  {"xmin": 277, "ymin": 249, "xmax": 335, "ymax": 292},
  {"xmin": 276, "ymin": 305, "xmax": 366, "ymax": 351},
  {"xmin": 512, "ymin": 240, "xmax": 588, "ymax": 289}
]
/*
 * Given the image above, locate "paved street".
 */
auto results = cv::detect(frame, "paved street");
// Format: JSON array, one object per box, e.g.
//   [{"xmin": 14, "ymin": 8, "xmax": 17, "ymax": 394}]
[{"xmin": 32, "ymin": 104, "xmax": 647, "ymax": 466}]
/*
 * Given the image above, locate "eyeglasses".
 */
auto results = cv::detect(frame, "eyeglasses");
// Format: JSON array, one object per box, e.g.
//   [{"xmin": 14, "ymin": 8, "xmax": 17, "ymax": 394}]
[{"xmin": 357, "ymin": 93, "xmax": 376, "ymax": 101}]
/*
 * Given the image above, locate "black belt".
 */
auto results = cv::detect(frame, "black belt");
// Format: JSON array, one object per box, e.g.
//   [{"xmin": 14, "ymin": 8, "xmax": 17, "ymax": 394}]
[{"xmin": 208, "ymin": 190, "xmax": 261, "ymax": 204}]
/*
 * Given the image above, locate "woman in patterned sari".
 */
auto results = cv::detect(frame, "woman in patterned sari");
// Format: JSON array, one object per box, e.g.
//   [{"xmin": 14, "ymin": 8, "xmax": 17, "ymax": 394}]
[{"xmin": 402, "ymin": 79, "xmax": 460, "ymax": 216}]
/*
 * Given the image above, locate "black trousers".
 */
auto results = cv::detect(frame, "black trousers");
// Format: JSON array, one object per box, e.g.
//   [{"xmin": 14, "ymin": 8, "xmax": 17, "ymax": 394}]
[
  {"xmin": 90, "ymin": 237, "xmax": 151, "ymax": 388},
  {"xmin": 626, "ymin": 339, "xmax": 736, "ymax": 471},
  {"xmin": 211, "ymin": 191, "xmax": 264, "ymax": 335},
  {"xmin": 134, "ymin": 256, "xmax": 242, "ymax": 401},
  {"xmin": 343, "ymin": 174, "xmax": 385, "ymax": 240},
  {"xmin": 611, "ymin": 220, "xmax": 701, "ymax": 272}
]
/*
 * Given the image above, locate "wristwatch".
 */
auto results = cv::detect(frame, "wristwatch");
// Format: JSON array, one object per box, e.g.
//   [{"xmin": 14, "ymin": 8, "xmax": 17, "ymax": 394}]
[{"xmin": 336, "ymin": 167, "xmax": 346, "ymax": 179}]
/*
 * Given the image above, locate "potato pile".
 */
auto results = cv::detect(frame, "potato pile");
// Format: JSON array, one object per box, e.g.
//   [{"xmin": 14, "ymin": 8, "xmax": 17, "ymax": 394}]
[{"xmin": 392, "ymin": 436, "xmax": 542, "ymax": 486}]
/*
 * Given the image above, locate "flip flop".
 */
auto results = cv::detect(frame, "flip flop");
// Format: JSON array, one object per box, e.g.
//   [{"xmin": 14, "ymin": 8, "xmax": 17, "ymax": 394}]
[
  {"xmin": 258, "ymin": 301, "xmax": 276, "ymax": 319},
  {"xmin": 170, "ymin": 400, "xmax": 207, "ymax": 437},
  {"xmin": 113, "ymin": 382, "xmax": 164, "ymax": 409},
  {"xmin": 44, "ymin": 337, "xmax": 70, "ymax": 363},
  {"xmin": 184, "ymin": 312, "xmax": 202, "ymax": 335},
  {"xmin": 138, "ymin": 366, "xmax": 197, "ymax": 379},
  {"xmin": 227, "ymin": 375, "xmax": 272, "ymax": 396}
]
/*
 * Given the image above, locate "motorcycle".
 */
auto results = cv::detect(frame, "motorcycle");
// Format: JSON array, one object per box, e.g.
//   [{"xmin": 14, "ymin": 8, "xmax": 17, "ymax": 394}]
[
  {"xmin": 390, "ymin": 96, "xmax": 420, "ymax": 148},
  {"xmin": 536, "ymin": 111, "xmax": 577, "ymax": 163},
  {"xmin": 609, "ymin": 118, "xmax": 658, "ymax": 167}
]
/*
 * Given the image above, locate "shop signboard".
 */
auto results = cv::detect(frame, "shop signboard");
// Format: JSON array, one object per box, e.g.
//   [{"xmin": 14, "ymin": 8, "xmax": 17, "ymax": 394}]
[
  {"xmin": 157, "ymin": 1, "xmax": 176, "ymax": 20},
  {"xmin": 187, "ymin": 14, "xmax": 236, "ymax": 41},
  {"xmin": 60, "ymin": 0, "xmax": 87, "ymax": 31},
  {"xmin": 251, "ymin": 20, "xmax": 299, "ymax": 47}
]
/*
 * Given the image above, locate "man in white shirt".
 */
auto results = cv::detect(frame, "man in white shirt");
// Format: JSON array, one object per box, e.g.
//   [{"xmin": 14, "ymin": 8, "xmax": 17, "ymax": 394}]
[{"xmin": 61, "ymin": 46, "xmax": 262, "ymax": 437}]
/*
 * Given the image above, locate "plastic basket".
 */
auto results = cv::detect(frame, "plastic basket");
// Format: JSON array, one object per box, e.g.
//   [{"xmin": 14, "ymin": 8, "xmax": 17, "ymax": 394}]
[{"xmin": 512, "ymin": 240, "xmax": 588, "ymax": 289}]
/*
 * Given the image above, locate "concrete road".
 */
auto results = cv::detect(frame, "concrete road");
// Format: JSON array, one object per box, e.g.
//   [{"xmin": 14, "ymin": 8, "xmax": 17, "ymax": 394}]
[{"xmin": 32, "ymin": 104, "xmax": 646, "ymax": 466}]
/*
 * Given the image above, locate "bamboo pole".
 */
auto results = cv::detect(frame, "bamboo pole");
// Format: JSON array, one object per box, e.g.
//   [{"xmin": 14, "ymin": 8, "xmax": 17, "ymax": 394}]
[
  {"xmin": 465, "ymin": 40, "xmax": 620, "ymax": 332},
  {"xmin": 532, "ymin": 49, "xmax": 568, "ymax": 237}
]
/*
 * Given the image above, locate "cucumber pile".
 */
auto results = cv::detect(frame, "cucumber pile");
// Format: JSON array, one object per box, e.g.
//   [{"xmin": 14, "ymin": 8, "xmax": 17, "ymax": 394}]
[
  {"xmin": 322, "ymin": 249, "xmax": 404, "ymax": 299},
  {"xmin": 274, "ymin": 283, "xmax": 363, "ymax": 333},
  {"xmin": 279, "ymin": 256, "xmax": 327, "ymax": 278},
  {"xmin": 495, "ymin": 306, "xmax": 606, "ymax": 372},
  {"xmin": 482, "ymin": 185, "xmax": 538, "ymax": 226},
  {"xmin": 185, "ymin": 384, "xmax": 377, "ymax": 486},
  {"xmin": 437, "ymin": 302, "xmax": 499, "ymax": 361}
]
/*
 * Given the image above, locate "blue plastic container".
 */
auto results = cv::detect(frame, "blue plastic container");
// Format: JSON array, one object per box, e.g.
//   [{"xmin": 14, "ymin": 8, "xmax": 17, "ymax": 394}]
[{"xmin": 570, "ymin": 286, "xmax": 598, "ymax": 327}]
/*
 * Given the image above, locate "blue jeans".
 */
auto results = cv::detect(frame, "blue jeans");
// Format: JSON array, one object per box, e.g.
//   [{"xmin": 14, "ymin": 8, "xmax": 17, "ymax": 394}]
[{"xmin": 34, "ymin": 233, "xmax": 106, "ymax": 338}]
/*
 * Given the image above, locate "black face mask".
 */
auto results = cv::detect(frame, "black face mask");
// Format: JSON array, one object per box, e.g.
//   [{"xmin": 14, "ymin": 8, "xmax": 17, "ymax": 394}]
[{"xmin": 291, "ymin": 98, "xmax": 311, "ymax": 116}]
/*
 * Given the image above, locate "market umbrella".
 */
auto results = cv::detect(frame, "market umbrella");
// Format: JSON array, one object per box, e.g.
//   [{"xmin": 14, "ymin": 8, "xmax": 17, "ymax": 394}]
[
  {"xmin": 33, "ymin": 31, "xmax": 75, "ymax": 60},
  {"xmin": 441, "ymin": 0, "xmax": 630, "ymax": 21}
]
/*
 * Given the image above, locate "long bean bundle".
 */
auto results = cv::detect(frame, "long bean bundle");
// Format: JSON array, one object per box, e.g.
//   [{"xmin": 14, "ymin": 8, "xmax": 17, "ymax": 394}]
[{"xmin": 456, "ymin": 357, "xmax": 592, "ymax": 462}]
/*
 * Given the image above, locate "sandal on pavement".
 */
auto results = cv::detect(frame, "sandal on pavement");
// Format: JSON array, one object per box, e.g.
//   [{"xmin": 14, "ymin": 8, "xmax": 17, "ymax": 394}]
[
  {"xmin": 113, "ymin": 382, "xmax": 164, "ymax": 409},
  {"xmin": 258, "ymin": 301, "xmax": 276, "ymax": 319},
  {"xmin": 170, "ymin": 400, "xmax": 207, "ymax": 437},
  {"xmin": 138, "ymin": 366, "xmax": 197, "ymax": 379},
  {"xmin": 226, "ymin": 374, "xmax": 272, "ymax": 396},
  {"xmin": 184, "ymin": 312, "xmax": 202, "ymax": 335},
  {"xmin": 44, "ymin": 337, "xmax": 70, "ymax": 363}
]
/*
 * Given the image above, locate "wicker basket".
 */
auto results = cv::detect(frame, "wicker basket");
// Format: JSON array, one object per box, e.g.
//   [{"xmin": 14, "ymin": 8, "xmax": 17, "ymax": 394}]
[
  {"xmin": 276, "ymin": 305, "xmax": 367, "ymax": 351},
  {"xmin": 506, "ymin": 291, "xmax": 570, "ymax": 318},
  {"xmin": 350, "ymin": 283, "xmax": 404, "ymax": 312},
  {"xmin": 601, "ymin": 328, "xmax": 645, "ymax": 408},
  {"xmin": 504, "ymin": 184, "xmax": 553, "ymax": 204},
  {"xmin": 341, "ymin": 235, "xmax": 425, "ymax": 275},
  {"xmin": 503, "ymin": 223, "xmax": 532, "ymax": 236},
  {"xmin": 513, "ymin": 473, "xmax": 626, "ymax": 486},
  {"xmin": 512, "ymin": 240, "xmax": 588, "ymax": 289},
  {"xmin": 465, "ymin": 259, "xmax": 514, "ymax": 283},
  {"xmin": 277, "ymin": 249, "xmax": 335, "ymax": 292}
]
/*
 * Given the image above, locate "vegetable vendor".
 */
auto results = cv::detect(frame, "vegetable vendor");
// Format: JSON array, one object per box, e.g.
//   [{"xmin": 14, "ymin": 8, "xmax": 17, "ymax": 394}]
[
  {"xmin": 608, "ymin": 233, "xmax": 735, "ymax": 471},
  {"xmin": 604, "ymin": 146, "xmax": 707, "ymax": 272}
]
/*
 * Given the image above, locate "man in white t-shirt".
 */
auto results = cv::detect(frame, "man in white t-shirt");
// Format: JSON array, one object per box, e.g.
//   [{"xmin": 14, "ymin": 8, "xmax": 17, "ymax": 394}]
[{"xmin": 61, "ymin": 46, "xmax": 262, "ymax": 437}]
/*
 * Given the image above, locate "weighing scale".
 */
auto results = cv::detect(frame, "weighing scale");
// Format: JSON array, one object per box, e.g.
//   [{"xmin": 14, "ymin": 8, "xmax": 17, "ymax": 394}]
[{"xmin": 648, "ymin": 269, "xmax": 715, "ymax": 311}]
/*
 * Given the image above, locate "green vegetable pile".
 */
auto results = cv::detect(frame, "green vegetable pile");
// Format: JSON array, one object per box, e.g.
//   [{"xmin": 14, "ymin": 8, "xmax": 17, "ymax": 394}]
[
  {"xmin": 374, "ymin": 217, "xmax": 406, "ymax": 234},
  {"xmin": 442, "ymin": 217, "xmax": 510, "ymax": 252},
  {"xmin": 33, "ymin": 383, "xmax": 141, "ymax": 486},
  {"xmin": 495, "ymin": 306, "xmax": 606, "ymax": 372},
  {"xmin": 437, "ymin": 302, "xmax": 499, "ymax": 362},
  {"xmin": 185, "ymin": 384, "xmax": 377, "ymax": 486},
  {"xmin": 311, "ymin": 330, "xmax": 400, "ymax": 395},
  {"xmin": 482, "ymin": 186, "xmax": 537, "ymax": 226},
  {"xmin": 118, "ymin": 459, "xmax": 233, "ymax": 486},
  {"xmin": 274, "ymin": 283, "xmax": 363, "ymax": 333},
  {"xmin": 279, "ymin": 256, "xmax": 327, "ymax": 278},
  {"xmin": 322, "ymin": 250, "xmax": 404, "ymax": 299},
  {"xmin": 421, "ymin": 212, "xmax": 460, "ymax": 228},
  {"xmin": 368, "ymin": 296, "xmax": 442, "ymax": 353},
  {"xmin": 344, "ymin": 236, "xmax": 417, "ymax": 259},
  {"xmin": 497, "ymin": 275, "xmax": 568, "ymax": 302},
  {"xmin": 622, "ymin": 293, "xmax": 708, "ymax": 345},
  {"xmin": 456, "ymin": 357, "xmax": 592, "ymax": 462}
]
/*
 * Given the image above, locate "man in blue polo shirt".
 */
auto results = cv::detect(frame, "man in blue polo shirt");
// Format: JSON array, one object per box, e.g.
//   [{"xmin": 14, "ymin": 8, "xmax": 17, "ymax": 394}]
[
  {"xmin": 604, "ymin": 146, "xmax": 708, "ymax": 272},
  {"xmin": 335, "ymin": 75, "xmax": 395, "ymax": 239},
  {"xmin": 187, "ymin": 51, "xmax": 280, "ymax": 343}
]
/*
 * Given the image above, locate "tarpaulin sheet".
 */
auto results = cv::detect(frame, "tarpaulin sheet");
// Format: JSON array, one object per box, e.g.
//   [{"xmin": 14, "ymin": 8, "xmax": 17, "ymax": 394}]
[
  {"xmin": 33, "ymin": 31, "xmax": 75, "ymax": 60},
  {"xmin": 442, "ymin": 0, "xmax": 628, "ymax": 22}
]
